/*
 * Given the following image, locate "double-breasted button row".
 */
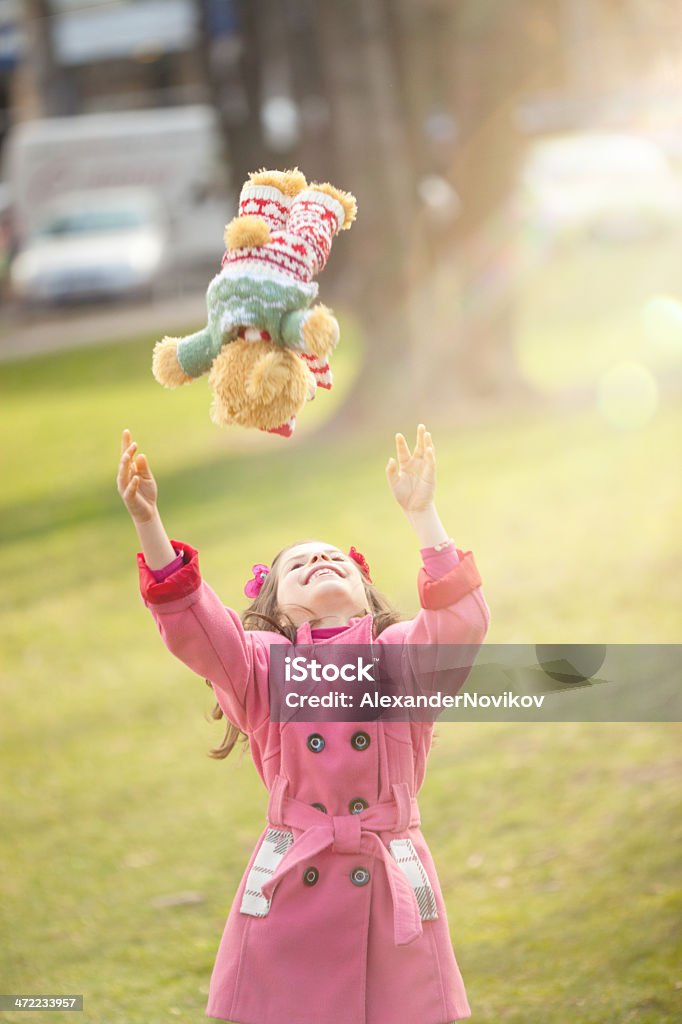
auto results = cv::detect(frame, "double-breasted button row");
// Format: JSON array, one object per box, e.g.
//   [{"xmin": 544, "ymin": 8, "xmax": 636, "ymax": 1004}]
[
  {"xmin": 306, "ymin": 731, "xmax": 371, "ymax": 753},
  {"xmin": 302, "ymin": 865, "xmax": 371, "ymax": 887},
  {"xmin": 310, "ymin": 799, "xmax": 369, "ymax": 815}
]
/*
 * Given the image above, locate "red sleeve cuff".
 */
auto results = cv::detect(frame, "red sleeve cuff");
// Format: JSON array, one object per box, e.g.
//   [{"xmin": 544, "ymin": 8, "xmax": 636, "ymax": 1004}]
[
  {"xmin": 417, "ymin": 550, "xmax": 483, "ymax": 610},
  {"xmin": 138, "ymin": 540, "xmax": 201, "ymax": 604}
]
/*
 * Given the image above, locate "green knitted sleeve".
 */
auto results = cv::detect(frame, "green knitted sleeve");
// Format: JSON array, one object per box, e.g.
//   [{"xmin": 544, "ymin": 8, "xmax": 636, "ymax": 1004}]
[
  {"xmin": 176, "ymin": 326, "xmax": 217, "ymax": 378},
  {"xmin": 279, "ymin": 308, "xmax": 308, "ymax": 351}
]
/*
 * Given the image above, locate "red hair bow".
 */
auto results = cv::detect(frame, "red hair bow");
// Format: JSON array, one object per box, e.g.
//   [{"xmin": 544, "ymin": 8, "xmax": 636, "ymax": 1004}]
[{"xmin": 348, "ymin": 546, "xmax": 372, "ymax": 582}]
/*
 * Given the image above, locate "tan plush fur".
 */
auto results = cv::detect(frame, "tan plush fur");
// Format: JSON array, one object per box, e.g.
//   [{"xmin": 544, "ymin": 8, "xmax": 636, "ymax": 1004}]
[
  {"xmin": 152, "ymin": 337, "xmax": 193, "ymax": 388},
  {"xmin": 302, "ymin": 304, "xmax": 340, "ymax": 359},
  {"xmin": 249, "ymin": 167, "xmax": 308, "ymax": 197},
  {"xmin": 224, "ymin": 215, "xmax": 271, "ymax": 251},
  {"xmin": 308, "ymin": 182, "xmax": 358, "ymax": 229},
  {"xmin": 208, "ymin": 340, "xmax": 314, "ymax": 430}
]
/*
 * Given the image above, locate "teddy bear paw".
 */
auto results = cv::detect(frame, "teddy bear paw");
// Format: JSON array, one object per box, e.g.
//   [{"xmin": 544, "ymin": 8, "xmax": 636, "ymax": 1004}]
[
  {"xmin": 152, "ymin": 337, "xmax": 193, "ymax": 388},
  {"xmin": 302, "ymin": 304, "xmax": 340, "ymax": 359}
]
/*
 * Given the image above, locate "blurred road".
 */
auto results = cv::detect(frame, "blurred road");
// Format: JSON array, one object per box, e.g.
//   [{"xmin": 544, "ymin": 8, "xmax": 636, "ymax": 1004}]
[{"xmin": 0, "ymin": 288, "xmax": 207, "ymax": 362}]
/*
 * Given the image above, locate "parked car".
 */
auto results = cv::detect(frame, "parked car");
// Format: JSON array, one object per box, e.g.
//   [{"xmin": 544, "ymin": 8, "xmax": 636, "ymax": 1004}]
[
  {"xmin": 514, "ymin": 132, "xmax": 682, "ymax": 245},
  {"xmin": 9, "ymin": 188, "xmax": 168, "ymax": 304}
]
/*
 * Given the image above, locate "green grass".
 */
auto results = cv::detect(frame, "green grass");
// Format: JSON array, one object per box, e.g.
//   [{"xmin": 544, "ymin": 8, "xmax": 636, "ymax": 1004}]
[{"xmin": 1, "ymin": 309, "xmax": 681, "ymax": 1024}]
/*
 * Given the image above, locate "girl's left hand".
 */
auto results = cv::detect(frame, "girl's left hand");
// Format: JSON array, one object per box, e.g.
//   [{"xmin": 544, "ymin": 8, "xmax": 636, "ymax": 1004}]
[{"xmin": 386, "ymin": 424, "xmax": 436, "ymax": 513}]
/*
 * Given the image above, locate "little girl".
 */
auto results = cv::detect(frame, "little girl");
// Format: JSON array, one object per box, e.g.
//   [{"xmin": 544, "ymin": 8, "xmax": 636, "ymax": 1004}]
[{"xmin": 117, "ymin": 424, "xmax": 490, "ymax": 1024}]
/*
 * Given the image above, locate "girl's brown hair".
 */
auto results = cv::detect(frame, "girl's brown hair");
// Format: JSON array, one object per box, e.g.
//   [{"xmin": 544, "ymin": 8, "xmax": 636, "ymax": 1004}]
[{"xmin": 205, "ymin": 540, "xmax": 402, "ymax": 759}]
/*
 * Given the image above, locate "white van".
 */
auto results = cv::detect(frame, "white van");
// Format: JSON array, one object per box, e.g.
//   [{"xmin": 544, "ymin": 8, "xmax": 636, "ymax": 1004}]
[{"xmin": 3, "ymin": 104, "xmax": 231, "ymax": 278}]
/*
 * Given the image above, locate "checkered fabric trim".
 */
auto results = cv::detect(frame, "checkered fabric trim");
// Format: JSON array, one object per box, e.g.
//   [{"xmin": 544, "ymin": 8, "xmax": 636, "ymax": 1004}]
[
  {"xmin": 388, "ymin": 838, "xmax": 439, "ymax": 921},
  {"xmin": 240, "ymin": 827, "xmax": 295, "ymax": 917}
]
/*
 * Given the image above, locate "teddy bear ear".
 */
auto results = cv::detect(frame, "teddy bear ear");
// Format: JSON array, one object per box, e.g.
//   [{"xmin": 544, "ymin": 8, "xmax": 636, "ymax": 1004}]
[{"xmin": 224, "ymin": 215, "xmax": 271, "ymax": 250}]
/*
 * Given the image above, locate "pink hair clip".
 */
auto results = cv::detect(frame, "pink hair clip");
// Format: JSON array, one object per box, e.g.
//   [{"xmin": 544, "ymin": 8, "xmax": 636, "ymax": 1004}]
[
  {"xmin": 244, "ymin": 563, "xmax": 270, "ymax": 598},
  {"xmin": 348, "ymin": 546, "xmax": 372, "ymax": 583}
]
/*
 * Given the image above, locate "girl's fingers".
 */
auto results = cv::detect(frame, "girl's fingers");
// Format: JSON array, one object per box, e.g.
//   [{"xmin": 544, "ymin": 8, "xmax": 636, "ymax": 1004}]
[
  {"xmin": 120, "ymin": 441, "xmax": 137, "ymax": 469},
  {"xmin": 136, "ymin": 453, "xmax": 152, "ymax": 479},
  {"xmin": 395, "ymin": 432, "xmax": 411, "ymax": 466},
  {"xmin": 386, "ymin": 457, "xmax": 399, "ymax": 484},
  {"xmin": 121, "ymin": 430, "xmax": 136, "ymax": 457},
  {"xmin": 124, "ymin": 476, "xmax": 139, "ymax": 503},
  {"xmin": 117, "ymin": 452, "xmax": 132, "ymax": 491},
  {"xmin": 415, "ymin": 423, "xmax": 425, "ymax": 457}
]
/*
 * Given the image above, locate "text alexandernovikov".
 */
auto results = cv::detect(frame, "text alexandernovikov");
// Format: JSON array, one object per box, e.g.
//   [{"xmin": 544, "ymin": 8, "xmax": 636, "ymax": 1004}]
[{"xmin": 276, "ymin": 654, "xmax": 545, "ymax": 711}]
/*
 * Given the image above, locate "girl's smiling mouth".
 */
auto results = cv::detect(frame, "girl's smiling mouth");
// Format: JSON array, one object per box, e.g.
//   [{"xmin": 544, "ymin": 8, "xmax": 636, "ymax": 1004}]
[{"xmin": 304, "ymin": 565, "xmax": 344, "ymax": 584}]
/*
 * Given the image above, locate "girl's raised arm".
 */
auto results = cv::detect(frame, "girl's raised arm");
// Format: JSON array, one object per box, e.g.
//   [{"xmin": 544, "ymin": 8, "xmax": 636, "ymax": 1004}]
[
  {"xmin": 117, "ymin": 429, "xmax": 270, "ymax": 733},
  {"xmin": 383, "ymin": 424, "xmax": 490, "ymax": 648},
  {"xmin": 117, "ymin": 428, "xmax": 176, "ymax": 568}
]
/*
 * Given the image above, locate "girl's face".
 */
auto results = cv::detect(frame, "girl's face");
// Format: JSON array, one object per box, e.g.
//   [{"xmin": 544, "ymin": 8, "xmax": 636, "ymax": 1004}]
[{"xmin": 276, "ymin": 541, "xmax": 369, "ymax": 627}]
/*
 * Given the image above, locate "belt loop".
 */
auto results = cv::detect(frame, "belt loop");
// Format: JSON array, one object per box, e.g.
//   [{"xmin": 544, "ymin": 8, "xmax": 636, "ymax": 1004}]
[
  {"xmin": 331, "ymin": 814, "xmax": 363, "ymax": 854},
  {"xmin": 267, "ymin": 774, "xmax": 288, "ymax": 828},
  {"xmin": 390, "ymin": 782, "xmax": 412, "ymax": 832}
]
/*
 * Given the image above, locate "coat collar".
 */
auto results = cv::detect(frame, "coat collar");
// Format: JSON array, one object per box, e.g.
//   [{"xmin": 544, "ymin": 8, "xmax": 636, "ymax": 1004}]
[{"xmin": 295, "ymin": 613, "xmax": 374, "ymax": 645}]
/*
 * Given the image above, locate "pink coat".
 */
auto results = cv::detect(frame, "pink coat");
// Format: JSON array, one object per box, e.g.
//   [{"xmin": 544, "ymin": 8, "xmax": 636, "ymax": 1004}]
[{"xmin": 138, "ymin": 541, "xmax": 491, "ymax": 1024}]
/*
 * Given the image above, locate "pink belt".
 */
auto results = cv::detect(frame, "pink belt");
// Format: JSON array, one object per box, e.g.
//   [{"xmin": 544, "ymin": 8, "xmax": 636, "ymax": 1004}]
[{"xmin": 261, "ymin": 773, "xmax": 425, "ymax": 946}]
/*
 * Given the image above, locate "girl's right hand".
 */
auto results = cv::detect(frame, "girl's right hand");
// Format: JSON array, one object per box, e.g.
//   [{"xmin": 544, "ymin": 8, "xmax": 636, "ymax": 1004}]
[{"xmin": 117, "ymin": 428, "xmax": 158, "ymax": 524}]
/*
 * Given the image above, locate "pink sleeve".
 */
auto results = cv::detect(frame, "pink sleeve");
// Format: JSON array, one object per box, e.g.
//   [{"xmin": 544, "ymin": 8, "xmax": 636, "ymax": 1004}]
[
  {"xmin": 137, "ymin": 540, "xmax": 271, "ymax": 733},
  {"xmin": 376, "ymin": 544, "xmax": 491, "ymax": 700},
  {"xmin": 420, "ymin": 540, "xmax": 460, "ymax": 579},
  {"xmin": 378, "ymin": 544, "xmax": 491, "ymax": 646}
]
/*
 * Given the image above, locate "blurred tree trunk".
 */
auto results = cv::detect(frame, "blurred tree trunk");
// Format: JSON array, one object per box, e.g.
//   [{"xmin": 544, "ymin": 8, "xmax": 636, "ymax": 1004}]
[
  {"xmin": 311, "ymin": 0, "xmax": 419, "ymax": 432},
  {"xmin": 22, "ymin": 0, "xmax": 71, "ymax": 116},
  {"xmin": 281, "ymin": 0, "xmax": 336, "ymax": 183},
  {"xmin": 194, "ymin": 0, "xmax": 271, "ymax": 193},
  {"xmin": 424, "ymin": 0, "xmax": 564, "ymax": 405}
]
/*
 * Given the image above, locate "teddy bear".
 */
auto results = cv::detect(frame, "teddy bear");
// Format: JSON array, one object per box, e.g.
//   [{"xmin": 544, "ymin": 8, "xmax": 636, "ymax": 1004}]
[{"xmin": 152, "ymin": 168, "xmax": 356, "ymax": 437}]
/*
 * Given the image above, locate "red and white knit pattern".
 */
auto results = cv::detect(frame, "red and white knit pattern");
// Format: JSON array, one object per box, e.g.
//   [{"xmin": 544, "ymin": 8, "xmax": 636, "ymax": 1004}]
[
  {"xmin": 238, "ymin": 184, "xmax": 290, "ymax": 232},
  {"xmin": 298, "ymin": 350, "xmax": 333, "ymax": 390},
  {"xmin": 266, "ymin": 416, "xmax": 296, "ymax": 438},
  {"xmin": 287, "ymin": 190, "xmax": 345, "ymax": 277},
  {"xmin": 223, "ymin": 232, "xmax": 317, "ymax": 285}
]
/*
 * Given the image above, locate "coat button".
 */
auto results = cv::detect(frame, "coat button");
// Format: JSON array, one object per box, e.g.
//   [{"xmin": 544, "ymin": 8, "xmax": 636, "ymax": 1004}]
[
  {"xmin": 307, "ymin": 733, "xmax": 325, "ymax": 753},
  {"xmin": 350, "ymin": 866, "xmax": 370, "ymax": 886},
  {"xmin": 349, "ymin": 797, "xmax": 369, "ymax": 814},
  {"xmin": 311, "ymin": 802, "xmax": 328, "ymax": 814},
  {"xmin": 303, "ymin": 866, "xmax": 319, "ymax": 886},
  {"xmin": 350, "ymin": 731, "xmax": 371, "ymax": 751}
]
